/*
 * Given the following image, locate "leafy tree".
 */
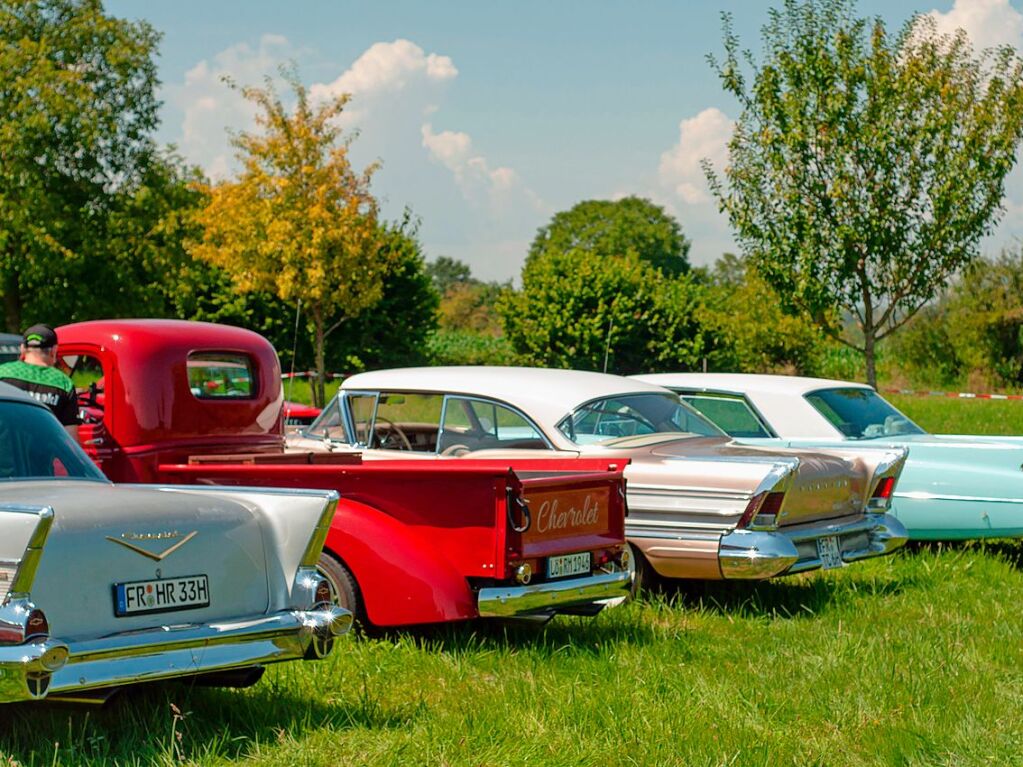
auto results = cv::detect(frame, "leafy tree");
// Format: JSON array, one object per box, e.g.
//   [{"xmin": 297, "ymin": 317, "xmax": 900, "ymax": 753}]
[
  {"xmin": 705, "ymin": 0, "xmax": 1023, "ymax": 386},
  {"xmin": 331, "ymin": 217, "xmax": 439, "ymax": 371},
  {"xmin": 500, "ymin": 249, "xmax": 706, "ymax": 374},
  {"xmin": 426, "ymin": 256, "xmax": 473, "ymax": 295},
  {"xmin": 0, "ymin": 0, "xmax": 160, "ymax": 330},
  {"xmin": 527, "ymin": 197, "xmax": 691, "ymax": 276},
  {"xmin": 191, "ymin": 72, "xmax": 390, "ymax": 406},
  {"xmin": 702, "ymin": 254, "xmax": 825, "ymax": 374}
]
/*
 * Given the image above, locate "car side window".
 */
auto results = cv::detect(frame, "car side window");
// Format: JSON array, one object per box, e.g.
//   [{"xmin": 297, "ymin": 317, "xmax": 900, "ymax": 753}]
[
  {"xmin": 58, "ymin": 352, "xmax": 106, "ymax": 424},
  {"xmin": 680, "ymin": 394, "xmax": 774, "ymax": 438},
  {"xmin": 439, "ymin": 397, "xmax": 548, "ymax": 454},
  {"xmin": 371, "ymin": 393, "xmax": 444, "ymax": 452}
]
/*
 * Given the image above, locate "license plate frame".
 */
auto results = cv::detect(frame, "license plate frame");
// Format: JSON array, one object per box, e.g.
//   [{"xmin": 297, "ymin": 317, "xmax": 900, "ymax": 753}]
[
  {"xmin": 546, "ymin": 552, "xmax": 591, "ymax": 580},
  {"xmin": 816, "ymin": 536, "xmax": 844, "ymax": 570},
  {"xmin": 113, "ymin": 574, "xmax": 210, "ymax": 617}
]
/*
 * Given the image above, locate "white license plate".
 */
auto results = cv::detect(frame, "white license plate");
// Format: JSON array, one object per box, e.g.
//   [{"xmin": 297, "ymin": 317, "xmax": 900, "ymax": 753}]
[
  {"xmin": 114, "ymin": 574, "xmax": 210, "ymax": 617},
  {"xmin": 816, "ymin": 536, "xmax": 844, "ymax": 570},
  {"xmin": 547, "ymin": 552, "xmax": 591, "ymax": 579}
]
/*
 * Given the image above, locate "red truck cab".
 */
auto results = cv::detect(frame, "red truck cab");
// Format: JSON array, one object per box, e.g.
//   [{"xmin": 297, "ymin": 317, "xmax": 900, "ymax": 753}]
[{"xmin": 56, "ymin": 320, "xmax": 632, "ymax": 627}]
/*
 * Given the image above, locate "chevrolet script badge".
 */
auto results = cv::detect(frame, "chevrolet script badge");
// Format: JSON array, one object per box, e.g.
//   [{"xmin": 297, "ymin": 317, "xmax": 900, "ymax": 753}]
[{"xmin": 106, "ymin": 530, "xmax": 198, "ymax": 562}]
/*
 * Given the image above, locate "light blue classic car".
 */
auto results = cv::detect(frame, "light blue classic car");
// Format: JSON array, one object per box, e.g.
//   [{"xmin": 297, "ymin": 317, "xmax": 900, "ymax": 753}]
[{"xmin": 634, "ymin": 373, "xmax": 1023, "ymax": 540}]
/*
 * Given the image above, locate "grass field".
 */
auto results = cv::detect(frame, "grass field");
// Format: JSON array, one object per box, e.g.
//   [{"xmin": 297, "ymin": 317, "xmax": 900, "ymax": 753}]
[{"xmin": 4, "ymin": 397, "xmax": 1023, "ymax": 766}]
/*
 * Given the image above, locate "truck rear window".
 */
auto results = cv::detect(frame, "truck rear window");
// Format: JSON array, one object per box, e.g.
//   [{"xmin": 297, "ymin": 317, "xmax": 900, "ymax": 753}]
[{"xmin": 187, "ymin": 353, "xmax": 256, "ymax": 399}]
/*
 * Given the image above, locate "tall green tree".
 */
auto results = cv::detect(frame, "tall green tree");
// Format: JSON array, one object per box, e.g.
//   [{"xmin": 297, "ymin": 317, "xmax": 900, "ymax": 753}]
[
  {"xmin": 0, "ymin": 0, "xmax": 161, "ymax": 330},
  {"xmin": 527, "ymin": 196, "xmax": 691, "ymax": 276},
  {"xmin": 705, "ymin": 0, "xmax": 1023, "ymax": 386},
  {"xmin": 191, "ymin": 72, "xmax": 390, "ymax": 406},
  {"xmin": 500, "ymin": 249, "xmax": 705, "ymax": 374}
]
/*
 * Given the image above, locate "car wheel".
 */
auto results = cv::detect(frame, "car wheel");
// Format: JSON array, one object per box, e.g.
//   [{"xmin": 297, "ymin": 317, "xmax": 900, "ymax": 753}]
[
  {"xmin": 628, "ymin": 543, "xmax": 658, "ymax": 600},
  {"xmin": 317, "ymin": 551, "xmax": 361, "ymax": 619}
]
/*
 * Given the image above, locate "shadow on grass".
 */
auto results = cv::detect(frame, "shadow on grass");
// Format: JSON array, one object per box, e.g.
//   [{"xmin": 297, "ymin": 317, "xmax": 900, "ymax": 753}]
[
  {"xmin": 371, "ymin": 606, "xmax": 660, "ymax": 657},
  {"xmin": 0, "ymin": 672, "xmax": 422, "ymax": 765},
  {"xmin": 908, "ymin": 538, "xmax": 1023, "ymax": 571},
  {"xmin": 653, "ymin": 564, "xmax": 915, "ymax": 620}
]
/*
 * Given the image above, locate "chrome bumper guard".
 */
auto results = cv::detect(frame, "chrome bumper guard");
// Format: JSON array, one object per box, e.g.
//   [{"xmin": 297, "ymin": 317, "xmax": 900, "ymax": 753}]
[
  {"xmin": 719, "ymin": 512, "xmax": 908, "ymax": 579},
  {"xmin": 0, "ymin": 605, "xmax": 351, "ymax": 703},
  {"xmin": 477, "ymin": 566, "xmax": 633, "ymax": 618}
]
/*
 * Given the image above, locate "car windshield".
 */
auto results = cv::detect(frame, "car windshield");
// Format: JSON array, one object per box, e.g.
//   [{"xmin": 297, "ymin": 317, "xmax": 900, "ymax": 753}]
[
  {"xmin": 0, "ymin": 400, "xmax": 106, "ymax": 481},
  {"xmin": 804, "ymin": 388, "xmax": 926, "ymax": 439},
  {"xmin": 558, "ymin": 392, "xmax": 724, "ymax": 445}
]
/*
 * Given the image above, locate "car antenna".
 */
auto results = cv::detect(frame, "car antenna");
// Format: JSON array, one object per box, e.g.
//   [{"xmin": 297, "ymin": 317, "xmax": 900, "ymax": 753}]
[
  {"xmin": 602, "ymin": 316, "xmax": 614, "ymax": 374},
  {"xmin": 287, "ymin": 298, "xmax": 301, "ymax": 408}
]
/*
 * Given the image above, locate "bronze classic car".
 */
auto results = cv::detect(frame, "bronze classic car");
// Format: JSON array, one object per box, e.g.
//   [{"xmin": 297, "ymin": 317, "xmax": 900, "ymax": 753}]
[{"xmin": 290, "ymin": 367, "xmax": 910, "ymax": 587}]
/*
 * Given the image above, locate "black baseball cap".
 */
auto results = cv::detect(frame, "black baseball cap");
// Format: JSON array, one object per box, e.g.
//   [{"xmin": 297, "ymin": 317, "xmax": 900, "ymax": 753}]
[{"xmin": 22, "ymin": 324, "xmax": 57, "ymax": 349}]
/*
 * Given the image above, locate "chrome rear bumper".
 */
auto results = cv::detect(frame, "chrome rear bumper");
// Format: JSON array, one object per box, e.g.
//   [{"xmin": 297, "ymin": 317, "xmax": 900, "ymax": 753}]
[
  {"xmin": 477, "ymin": 566, "xmax": 632, "ymax": 618},
  {"xmin": 719, "ymin": 512, "xmax": 908, "ymax": 579},
  {"xmin": 0, "ymin": 606, "xmax": 351, "ymax": 703}
]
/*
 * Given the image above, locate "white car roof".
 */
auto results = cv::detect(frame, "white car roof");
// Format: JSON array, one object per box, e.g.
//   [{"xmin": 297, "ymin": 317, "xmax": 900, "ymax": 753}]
[
  {"xmin": 631, "ymin": 373, "xmax": 880, "ymax": 439},
  {"xmin": 342, "ymin": 366, "xmax": 675, "ymax": 427},
  {"xmin": 632, "ymin": 373, "xmax": 872, "ymax": 396}
]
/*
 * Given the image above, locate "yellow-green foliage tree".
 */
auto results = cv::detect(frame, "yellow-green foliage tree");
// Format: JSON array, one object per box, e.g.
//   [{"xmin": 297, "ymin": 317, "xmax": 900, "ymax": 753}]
[{"xmin": 191, "ymin": 72, "xmax": 387, "ymax": 406}]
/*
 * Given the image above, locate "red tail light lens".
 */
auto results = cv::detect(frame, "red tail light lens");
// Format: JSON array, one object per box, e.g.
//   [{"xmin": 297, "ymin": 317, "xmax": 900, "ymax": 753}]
[
  {"xmin": 738, "ymin": 492, "xmax": 785, "ymax": 528},
  {"xmin": 873, "ymin": 477, "xmax": 895, "ymax": 500}
]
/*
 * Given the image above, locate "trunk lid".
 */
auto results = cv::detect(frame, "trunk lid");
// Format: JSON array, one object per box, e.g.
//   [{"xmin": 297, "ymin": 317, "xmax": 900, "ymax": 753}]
[
  {"xmin": 4, "ymin": 481, "xmax": 269, "ymax": 643},
  {"xmin": 648, "ymin": 438, "xmax": 871, "ymax": 526}
]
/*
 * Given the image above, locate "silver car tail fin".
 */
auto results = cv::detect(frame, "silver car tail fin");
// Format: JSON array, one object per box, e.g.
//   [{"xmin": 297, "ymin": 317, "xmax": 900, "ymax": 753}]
[{"xmin": 0, "ymin": 504, "xmax": 55, "ymax": 604}]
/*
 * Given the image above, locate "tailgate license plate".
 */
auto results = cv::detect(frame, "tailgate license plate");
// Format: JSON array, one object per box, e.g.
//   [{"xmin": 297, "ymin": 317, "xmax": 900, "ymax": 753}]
[
  {"xmin": 547, "ymin": 552, "xmax": 591, "ymax": 579},
  {"xmin": 114, "ymin": 574, "xmax": 210, "ymax": 617},
  {"xmin": 817, "ymin": 536, "xmax": 844, "ymax": 570}
]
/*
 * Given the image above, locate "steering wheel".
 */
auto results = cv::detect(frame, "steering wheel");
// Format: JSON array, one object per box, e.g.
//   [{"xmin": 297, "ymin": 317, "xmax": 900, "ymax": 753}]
[
  {"xmin": 440, "ymin": 443, "xmax": 471, "ymax": 457},
  {"xmin": 596, "ymin": 411, "xmax": 656, "ymax": 437},
  {"xmin": 373, "ymin": 416, "xmax": 413, "ymax": 451}
]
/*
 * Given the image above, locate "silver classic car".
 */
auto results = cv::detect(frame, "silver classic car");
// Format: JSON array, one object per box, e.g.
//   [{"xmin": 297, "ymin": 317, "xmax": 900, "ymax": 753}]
[
  {"xmin": 0, "ymin": 384, "xmax": 351, "ymax": 704},
  {"xmin": 290, "ymin": 367, "xmax": 910, "ymax": 586}
]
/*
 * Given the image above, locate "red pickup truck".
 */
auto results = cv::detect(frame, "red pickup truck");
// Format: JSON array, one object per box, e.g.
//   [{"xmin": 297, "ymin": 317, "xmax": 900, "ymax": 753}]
[{"xmin": 55, "ymin": 319, "xmax": 632, "ymax": 627}]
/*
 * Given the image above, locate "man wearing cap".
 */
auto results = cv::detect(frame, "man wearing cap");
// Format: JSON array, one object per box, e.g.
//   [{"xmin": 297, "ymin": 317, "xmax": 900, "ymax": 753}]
[{"xmin": 0, "ymin": 324, "xmax": 79, "ymax": 436}]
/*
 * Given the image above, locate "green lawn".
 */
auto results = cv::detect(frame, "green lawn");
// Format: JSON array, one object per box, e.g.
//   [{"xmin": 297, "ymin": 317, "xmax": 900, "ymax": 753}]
[
  {"xmin": 5, "ymin": 545, "xmax": 1023, "ymax": 766},
  {"xmin": 890, "ymin": 393, "xmax": 1023, "ymax": 436},
  {"xmin": 5, "ymin": 396, "xmax": 1023, "ymax": 765}
]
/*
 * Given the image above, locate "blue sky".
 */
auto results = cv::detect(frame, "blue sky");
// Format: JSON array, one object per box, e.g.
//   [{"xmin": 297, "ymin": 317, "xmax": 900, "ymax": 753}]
[{"xmin": 106, "ymin": 0, "xmax": 1023, "ymax": 280}]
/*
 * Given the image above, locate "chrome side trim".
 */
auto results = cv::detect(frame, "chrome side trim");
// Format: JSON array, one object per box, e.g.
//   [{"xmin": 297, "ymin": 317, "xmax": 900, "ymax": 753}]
[
  {"xmin": 299, "ymin": 493, "xmax": 340, "ymax": 567},
  {"xmin": 477, "ymin": 567, "xmax": 632, "ymax": 618},
  {"xmin": 894, "ymin": 491, "xmax": 1023, "ymax": 505}
]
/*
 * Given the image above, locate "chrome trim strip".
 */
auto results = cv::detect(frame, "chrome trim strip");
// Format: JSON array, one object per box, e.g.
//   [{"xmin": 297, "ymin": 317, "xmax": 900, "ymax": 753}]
[
  {"xmin": 299, "ymin": 493, "xmax": 340, "ymax": 567},
  {"xmin": 477, "ymin": 567, "xmax": 632, "ymax": 618},
  {"xmin": 894, "ymin": 491, "xmax": 1023, "ymax": 505},
  {"xmin": 627, "ymin": 483, "xmax": 753, "ymax": 501}
]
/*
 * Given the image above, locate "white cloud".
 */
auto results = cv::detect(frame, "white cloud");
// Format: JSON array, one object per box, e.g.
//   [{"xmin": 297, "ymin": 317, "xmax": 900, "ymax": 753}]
[
  {"xmin": 421, "ymin": 123, "xmax": 544, "ymax": 218},
  {"xmin": 927, "ymin": 0, "xmax": 1023, "ymax": 50},
  {"xmin": 309, "ymin": 39, "xmax": 456, "ymax": 102},
  {"xmin": 657, "ymin": 107, "xmax": 732, "ymax": 205},
  {"xmin": 169, "ymin": 34, "xmax": 297, "ymax": 178},
  {"xmin": 165, "ymin": 36, "xmax": 541, "ymax": 279}
]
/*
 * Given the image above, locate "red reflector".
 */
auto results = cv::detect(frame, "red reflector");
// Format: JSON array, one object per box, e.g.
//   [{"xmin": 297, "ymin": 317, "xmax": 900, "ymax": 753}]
[
  {"xmin": 873, "ymin": 477, "xmax": 895, "ymax": 500},
  {"xmin": 25, "ymin": 609, "xmax": 48, "ymax": 638},
  {"xmin": 314, "ymin": 580, "xmax": 333, "ymax": 605}
]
